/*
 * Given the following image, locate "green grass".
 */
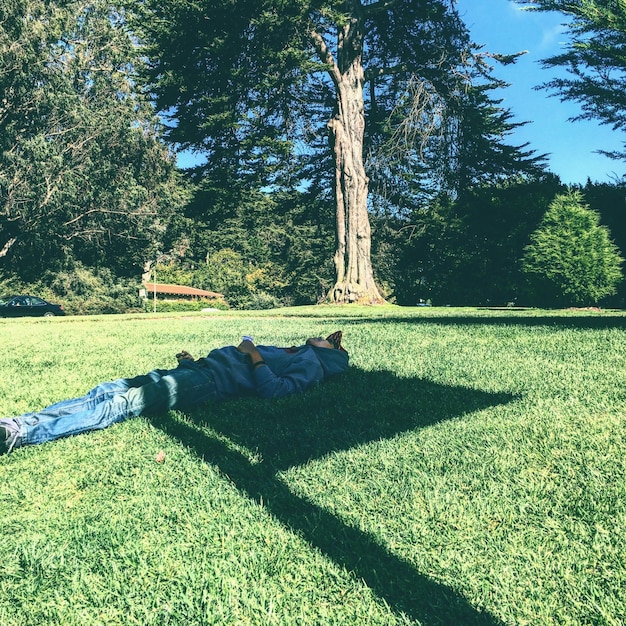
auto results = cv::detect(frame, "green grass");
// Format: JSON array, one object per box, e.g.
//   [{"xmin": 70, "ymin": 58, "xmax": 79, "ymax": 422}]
[{"xmin": 1, "ymin": 306, "xmax": 625, "ymax": 625}]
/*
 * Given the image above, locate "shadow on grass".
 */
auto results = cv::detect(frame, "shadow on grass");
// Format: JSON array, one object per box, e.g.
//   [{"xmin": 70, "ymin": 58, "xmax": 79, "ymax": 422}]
[
  {"xmin": 355, "ymin": 313, "xmax": 626, "ymax": 330},
  {"xmin": 153, "ymin": 369, "xmax": 515, "ymax": 625}
]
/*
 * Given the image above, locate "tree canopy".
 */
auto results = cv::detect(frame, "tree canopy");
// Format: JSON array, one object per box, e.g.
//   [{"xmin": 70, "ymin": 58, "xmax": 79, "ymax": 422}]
[
  {"xmin": 4, "ymin": 0, "xmax": 617, "ymax": 311},
  {"xmin": 135, "ymin": 0, "xmax": 542, "ymax": 302},
  {"xmin": 0, "ymin": 0, "xmax": 184, "ymax": 279},
  {"xmin": 515, "ymin": 0, "xmax": 626, "ymax": 158},
  {"xmin": 522, "ymin": 191, "xmax": 623, "ymax": 306}
]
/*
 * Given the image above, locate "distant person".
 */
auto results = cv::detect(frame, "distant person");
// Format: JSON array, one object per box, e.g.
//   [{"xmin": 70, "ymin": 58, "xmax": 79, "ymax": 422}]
[{"xmin": 0, "ymin": 332, "xmax": 349, "ymax": 454}]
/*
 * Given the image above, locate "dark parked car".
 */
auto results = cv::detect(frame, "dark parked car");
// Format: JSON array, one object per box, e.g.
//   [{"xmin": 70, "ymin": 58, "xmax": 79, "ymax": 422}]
[{"xmin": 0, "ymin": 295, "xmax": 65, "ymax": 317}]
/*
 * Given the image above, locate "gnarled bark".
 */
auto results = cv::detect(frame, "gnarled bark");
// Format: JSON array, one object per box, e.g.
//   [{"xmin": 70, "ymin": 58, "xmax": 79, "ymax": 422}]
[{"xmin": 312, "ymin": 17, "xmax": 384, "ymax": 304}]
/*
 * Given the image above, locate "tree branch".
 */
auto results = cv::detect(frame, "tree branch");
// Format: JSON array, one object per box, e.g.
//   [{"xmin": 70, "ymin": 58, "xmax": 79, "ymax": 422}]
[
  {"xmin": 0, "ymin": 237, "xmax": 17, "ymax": 259},
  {"xmin": 309, "ymin": 28, "xmax": 341, "ymax": 86},
  {"xmin": 361, "ymin": 0, "xmax": 403, "ymax": 17},
  {"xmin": 63, "ymin": 207, "xmax": 159, "ymax": 228}
]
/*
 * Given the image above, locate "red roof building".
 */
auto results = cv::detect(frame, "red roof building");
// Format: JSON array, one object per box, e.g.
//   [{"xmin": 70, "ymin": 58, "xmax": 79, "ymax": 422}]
[{"xmin": 143, "ymin": 283, "xmax": 223, "ymax": 299}]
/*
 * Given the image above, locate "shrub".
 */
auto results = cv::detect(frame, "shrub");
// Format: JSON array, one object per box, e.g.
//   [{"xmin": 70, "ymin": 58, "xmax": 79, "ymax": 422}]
[
  {"xmin": 522, "ymin": 191, "xmax": 624, "ymax": 306},
  {"xmin": 142, "ymin": 298, "xmax": 229, "ymax": 313},
  {"xmin": 237, "ymin": 291, "xmax": 282, "ymax": 310}
]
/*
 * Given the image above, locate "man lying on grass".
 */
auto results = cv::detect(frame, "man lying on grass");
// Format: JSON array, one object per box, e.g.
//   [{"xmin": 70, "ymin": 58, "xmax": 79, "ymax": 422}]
[{"xmin": 0, "ymin": 331, "xmax": 349, "ymax": 455}]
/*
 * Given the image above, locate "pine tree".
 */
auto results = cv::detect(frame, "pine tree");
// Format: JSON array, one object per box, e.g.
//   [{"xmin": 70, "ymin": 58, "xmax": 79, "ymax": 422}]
[
  {"xmin": 0, "ymin": 0, "xmax": 182, "ymax": 279},
  {"xmin": 522, "ymin": 191, "xmax": 623, "ymax": 306}
]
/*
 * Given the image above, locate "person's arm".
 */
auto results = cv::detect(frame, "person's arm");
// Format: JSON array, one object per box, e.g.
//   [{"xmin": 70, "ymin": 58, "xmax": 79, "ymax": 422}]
[
  {"xmin": 176, "ymin": 350, "xmax": 195, "ymax": 362},
  {"xmin": 238, "ymin": 340, "xmax": 324, "ymax": 398},
  {"xmin": 236, "ymin": 339, "xmax": 267, "ymax": 369}
]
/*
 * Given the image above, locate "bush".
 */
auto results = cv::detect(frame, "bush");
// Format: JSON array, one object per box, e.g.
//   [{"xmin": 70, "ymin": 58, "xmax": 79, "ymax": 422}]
[
  {"xmin": 48, "ymin": 266, "xmax": 144, "ymax": 315},
  {"xmin": 0, "ymin": 264, "xmax": 144, "ymax": 315},
  {"xmin": 142, "ymin": 298, "xmax": 229, "ymax": 313},
  {"xmin": 237, "ymin": 291, "xmax": 282, "ymax": 310},
  {"xmin": 522, "ymin": 191, "xmax": 624, "ymax": 306}
]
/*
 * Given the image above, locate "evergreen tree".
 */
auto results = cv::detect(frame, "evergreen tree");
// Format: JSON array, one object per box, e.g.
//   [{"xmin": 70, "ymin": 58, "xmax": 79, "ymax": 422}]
[
  {"xmin": 515, "ymin": 0, "xmax": 626, "ymax": 159},
  {"xmin": 383, "ymin": 174, "xmax": 562, "ymax": 305},
  {"xmin": 136, "ymin": 0, "xmax": 486, "ymax": 303},
  {"xmin": 522, "ymin": 191, "xmax": 623, "ymax": 306},
  {"xmin": 578, "ymin": 179, "xmax": 626, "ymax": 305},
  {"xmin": 0, "ymin": 0, "xmax": 183, "ymax": 280}
]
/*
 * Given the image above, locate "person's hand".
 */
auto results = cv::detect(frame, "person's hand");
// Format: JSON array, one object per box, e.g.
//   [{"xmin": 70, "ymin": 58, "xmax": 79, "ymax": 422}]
[
  {"xmin": 237, "ymin": 339, "xmax": 265, "ymax": 368},
  {"xmin": 176, "ymin": 350, "xmax": 194, "ymax": 361},
  {"xmin": 237, "ymin": 339, "xmax": 256, "ymax": 354}
]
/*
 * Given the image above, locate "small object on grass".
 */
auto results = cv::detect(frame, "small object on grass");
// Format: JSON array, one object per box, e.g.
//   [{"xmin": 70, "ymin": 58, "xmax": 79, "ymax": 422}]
[
  {"xmin": 242, "ymin": 335, "xmax": 253, "ymax": 342},
  {"xmin": 155, "ymin": 450, "xmax": 166, "ymax": 463}
]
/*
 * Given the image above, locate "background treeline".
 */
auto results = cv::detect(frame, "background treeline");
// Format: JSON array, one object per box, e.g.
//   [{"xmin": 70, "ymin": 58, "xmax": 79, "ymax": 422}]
[
  {"xmin": 0, "ymin": 0, "xmax": 624, "ymax": 313},
  {"xmin": 3, "ymin": 175, "xmax": 624, "ymax": 312},
  {"xmin": 162, "ymin": 174, "xmax": 626, "ymax": 309}
]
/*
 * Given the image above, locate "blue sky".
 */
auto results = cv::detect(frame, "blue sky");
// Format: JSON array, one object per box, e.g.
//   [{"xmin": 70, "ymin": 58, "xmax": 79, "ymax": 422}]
[
  {"xmin": 178, "ymin": 1, "xmax": 625, "ymax": 185},
  {"xmin": 457, "ymin": 0, "xmax": 625, "ymax": 185}
]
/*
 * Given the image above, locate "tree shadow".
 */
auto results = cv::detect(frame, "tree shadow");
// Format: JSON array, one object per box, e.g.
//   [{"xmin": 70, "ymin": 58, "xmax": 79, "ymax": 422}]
[
  {"xmin": 352, "ymin": 312, "xmax": 626, "ymax": 330},
  {"xmin": 152, "ymin": 369, "xmax": 515, "ymax": 625}
]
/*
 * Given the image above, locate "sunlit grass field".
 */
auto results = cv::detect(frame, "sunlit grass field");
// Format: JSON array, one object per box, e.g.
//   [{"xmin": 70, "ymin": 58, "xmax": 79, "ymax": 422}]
[{"xmin": 1, "ymin": 306, "xmax": 625, "ymax": 625}]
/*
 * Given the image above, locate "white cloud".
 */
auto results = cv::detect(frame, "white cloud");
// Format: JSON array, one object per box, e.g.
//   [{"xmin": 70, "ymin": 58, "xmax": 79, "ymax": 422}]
[{"xmin": 538, "ymin": 22, "xmax": 569, "ymax": 52}]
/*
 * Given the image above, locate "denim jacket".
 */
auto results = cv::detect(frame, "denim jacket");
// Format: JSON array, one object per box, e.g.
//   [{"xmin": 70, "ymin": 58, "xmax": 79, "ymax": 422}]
[{"xmin": 194, "ymin": 344, "xmax": 349, "ymax": 400}]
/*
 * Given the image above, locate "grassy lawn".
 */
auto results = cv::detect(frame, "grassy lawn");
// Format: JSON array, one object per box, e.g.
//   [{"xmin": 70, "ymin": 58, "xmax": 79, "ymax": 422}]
[{"xmin": 1, "ymin": 306, "xmax": 625, "ymax": 625}]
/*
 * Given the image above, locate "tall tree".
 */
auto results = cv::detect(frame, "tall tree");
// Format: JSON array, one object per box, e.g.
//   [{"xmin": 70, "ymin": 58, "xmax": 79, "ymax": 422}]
[
  {"xmin": 137, "ymin": 0, "xmax": 478, "ymax": 303},
  {"xmin": 0, "ymin": 0, "xmax": 183, "ymax": 279},
  {"xmin": 515, "ymin": 0, "xmax": 626, "ymax": 158}
]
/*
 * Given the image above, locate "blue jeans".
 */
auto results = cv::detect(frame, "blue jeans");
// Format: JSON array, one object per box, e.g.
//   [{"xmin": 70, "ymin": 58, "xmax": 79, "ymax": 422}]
[{"xmin": 16, "ymin": 364, "xmax": 217, "ymax": 447}]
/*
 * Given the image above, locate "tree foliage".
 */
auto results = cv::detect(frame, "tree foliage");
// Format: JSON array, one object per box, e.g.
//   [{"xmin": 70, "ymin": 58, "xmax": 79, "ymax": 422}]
[
  {"xmin": 136, "ymin": 0, "xmax": 542, "ymax": 302},
  {"xmin": 155, "ymin": 187, "xmax": 336, "ymax": 308},
  {"xmin": 0, "ymin": 0, "xmax": 185, "ymax": 280},
  {"xmin": 380, "ymin": 174, "xmax": 564, "ymax": 305},
  {"xmin": 368, "ymin": 57, "xmax": 546, "ymax": 211},
  {"xmin": 1, "ymin": 0, "xmax": 604, "ymax": 312},
  {"xmin": 437, "ymin": 83, "xmax": 546, "ymax": 196},
  {"xmin": 577, "ymin": 178, "xmax": 626, "ymax": 306},
  {"xmin": 522, "ymin": 191, "xmax": 623, "ymax": 306},
  {"xmin": 515, "ymin": 0, "xmax": 626, "ymax": 158}
]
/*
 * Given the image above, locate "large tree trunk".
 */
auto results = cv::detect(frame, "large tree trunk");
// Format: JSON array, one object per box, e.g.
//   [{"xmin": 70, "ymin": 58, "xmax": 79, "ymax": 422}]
[{"xmin": 322, "ymin": 18, "xmax": 384, "ymax": 304}]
